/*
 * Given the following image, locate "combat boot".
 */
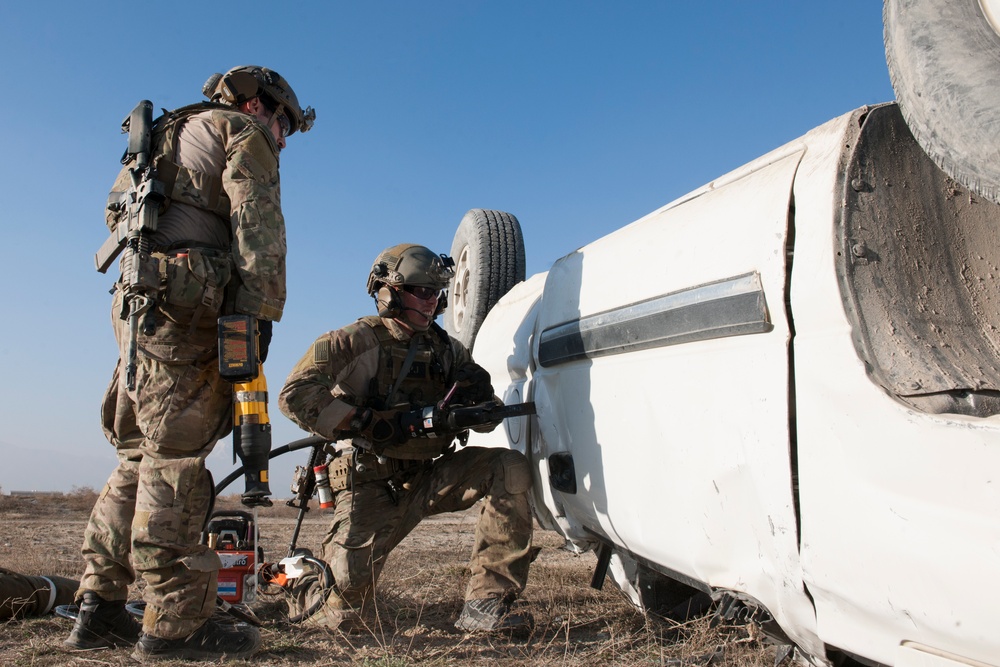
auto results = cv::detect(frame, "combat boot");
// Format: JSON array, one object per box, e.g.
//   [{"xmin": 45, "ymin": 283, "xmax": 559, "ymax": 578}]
[
  {"xmin": 132, "ymin": 617, "xmax": 260, "ymax": 661},
  {"xmin": 304, "ymin": 601, "xmax": 367, "ymax": 633},
  {"xmin": 455, "ymin": 595, "xmax": 534, "ymax": 633},
  {"xmin": 292, "ymin": 580, "xmax": 367, "ymax": 633},
  {"xmin": 64, "ymin": 591, "xmax": 141, "ymax": 649}
]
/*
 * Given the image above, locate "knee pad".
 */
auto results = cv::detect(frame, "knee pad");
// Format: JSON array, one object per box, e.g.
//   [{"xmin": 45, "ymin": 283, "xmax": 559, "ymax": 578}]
[{"xmin": 500, "ymin": 450, "xmax": 532, "ymax": 495}]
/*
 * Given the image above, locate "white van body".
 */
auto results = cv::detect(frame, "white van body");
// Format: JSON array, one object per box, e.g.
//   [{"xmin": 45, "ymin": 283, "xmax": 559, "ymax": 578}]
[{"xmin": 463, "ymin": 103, "xmax": 1000, "ymax": 667}]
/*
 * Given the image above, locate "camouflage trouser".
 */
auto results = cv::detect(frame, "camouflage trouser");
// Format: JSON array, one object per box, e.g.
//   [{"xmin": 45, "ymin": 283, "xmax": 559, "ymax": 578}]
[
  {"xmin": 0, "ymin": 567, "xmax": 77, "ymax": 621},
  {"xmin": 316, "ymin": 446, "xmax": 533, "ymax": 614},
  {"xmin": 78, "ymin": 290, "xmax": 231, "ymax": 639}
]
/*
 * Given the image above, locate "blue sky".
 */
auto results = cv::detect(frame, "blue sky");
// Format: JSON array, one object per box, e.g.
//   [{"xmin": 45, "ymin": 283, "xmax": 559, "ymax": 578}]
[{"xmin": 0, "ymin": 1, "xmax": 893, "ymax": 493}]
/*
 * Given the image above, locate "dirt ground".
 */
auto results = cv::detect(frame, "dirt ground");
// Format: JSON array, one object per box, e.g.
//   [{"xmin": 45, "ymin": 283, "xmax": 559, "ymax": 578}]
[{"xmin": 0, "ymin": 490, "xmax": 780, "ymax": 666}]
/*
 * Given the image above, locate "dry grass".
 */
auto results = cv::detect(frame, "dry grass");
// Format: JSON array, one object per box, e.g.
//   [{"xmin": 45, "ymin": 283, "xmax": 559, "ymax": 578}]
[{"xmin": 0, "ymin": 491, "xmax": 778, "ymax": 666}]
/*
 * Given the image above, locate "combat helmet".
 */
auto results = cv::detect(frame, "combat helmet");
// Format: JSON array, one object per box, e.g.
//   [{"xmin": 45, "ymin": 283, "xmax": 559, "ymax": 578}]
[
  {"xmin": 202, "ymin": 66, "xmax": 315, "ymax": 135},
  {"xmin": 367, "ymin": 244, "xmax": 455, "ymax": 318}
]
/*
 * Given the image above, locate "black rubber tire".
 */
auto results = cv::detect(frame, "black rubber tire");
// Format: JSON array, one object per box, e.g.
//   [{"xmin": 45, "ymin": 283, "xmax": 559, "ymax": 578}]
[
  {"xmin": 884, "ymin": 0, "xmax": 1000, "ymax": 204},
  {"xmin": 443, "ymin": 209, "xmax": 526, "ymax": 350}
]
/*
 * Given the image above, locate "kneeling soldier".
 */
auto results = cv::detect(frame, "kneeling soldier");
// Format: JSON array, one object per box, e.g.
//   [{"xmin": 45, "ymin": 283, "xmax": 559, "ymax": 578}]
[{"xmin": 278, "ymin": 243, "xmax": 534, "ymax": 632}]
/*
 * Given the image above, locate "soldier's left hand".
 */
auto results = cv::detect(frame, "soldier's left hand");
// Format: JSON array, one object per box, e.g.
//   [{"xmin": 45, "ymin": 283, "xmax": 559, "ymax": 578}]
[{"xmin": 258, "ymin": 320, "xmax": 273, "ymax": 363}]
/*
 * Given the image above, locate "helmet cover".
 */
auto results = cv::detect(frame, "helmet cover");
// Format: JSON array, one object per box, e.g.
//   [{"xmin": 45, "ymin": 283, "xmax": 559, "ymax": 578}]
[
  {"xmin": 366, "ymin": 243, "xmax": 455, "ymax": 297},
  {"xmin": 202, "ymin": 65, "xmax": 315, "ymax": 134}
]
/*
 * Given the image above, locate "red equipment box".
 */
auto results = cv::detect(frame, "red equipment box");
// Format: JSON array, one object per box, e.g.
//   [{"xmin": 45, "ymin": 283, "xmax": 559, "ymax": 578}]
[{"xmin": 206, "ymin": 511, "xmax": 262, "ymax": 604}]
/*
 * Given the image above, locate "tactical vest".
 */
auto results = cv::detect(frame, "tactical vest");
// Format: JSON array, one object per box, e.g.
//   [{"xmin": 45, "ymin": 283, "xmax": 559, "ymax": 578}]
[
  {"xmin": 104, "ymin": 102, "xmax": 237, "ymax": 237},
  {"xmin": 358, "ymin": 316, "xmax": 458, "ymax": 460}
]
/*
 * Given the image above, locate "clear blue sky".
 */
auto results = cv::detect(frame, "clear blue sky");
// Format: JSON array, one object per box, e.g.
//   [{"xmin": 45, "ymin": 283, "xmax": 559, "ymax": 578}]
[{"xmin": 0, "ymin": 1, "xmax": 892, "ymax": 493}]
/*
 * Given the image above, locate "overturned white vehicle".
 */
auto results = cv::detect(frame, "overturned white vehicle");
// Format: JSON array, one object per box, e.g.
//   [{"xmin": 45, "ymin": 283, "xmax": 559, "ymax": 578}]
[{"xmin": 444, "ymin": 2, "xmax": 1000, "ymax": 666}]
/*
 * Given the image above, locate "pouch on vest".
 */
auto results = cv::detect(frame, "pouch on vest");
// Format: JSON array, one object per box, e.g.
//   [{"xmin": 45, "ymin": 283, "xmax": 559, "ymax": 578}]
[{"xmin": 158, "ymin": 248, "xmax": 232, "ymax": 326}]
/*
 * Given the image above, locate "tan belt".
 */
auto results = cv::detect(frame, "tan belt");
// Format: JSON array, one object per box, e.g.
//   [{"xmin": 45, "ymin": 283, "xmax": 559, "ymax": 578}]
[{"xmin": 327, "ymin": 450, "xmax": 424, "ymax": 492}]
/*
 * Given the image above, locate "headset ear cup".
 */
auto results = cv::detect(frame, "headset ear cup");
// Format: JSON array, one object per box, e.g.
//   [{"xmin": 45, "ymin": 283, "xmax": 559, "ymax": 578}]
[
  {"xmin": 376, "ymin": 286, "xmax": 401, "ymax": 318},
  {"xmin": 435, "ymin": 292, "xmax": 448, "ymax": 317},
  {"xmin": 221, "ymin": 70, "xmax": 261, "ymax": 105}
]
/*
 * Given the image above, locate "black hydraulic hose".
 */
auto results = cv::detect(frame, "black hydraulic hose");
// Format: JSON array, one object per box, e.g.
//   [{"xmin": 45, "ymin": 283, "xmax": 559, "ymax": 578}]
[
  {"xmin": 214, "ymin": 435, "xmax": 330, "ymax": 495},
  {"xmin": 219, "ymin": 435, "xmax": 333, "ymax": 619}
]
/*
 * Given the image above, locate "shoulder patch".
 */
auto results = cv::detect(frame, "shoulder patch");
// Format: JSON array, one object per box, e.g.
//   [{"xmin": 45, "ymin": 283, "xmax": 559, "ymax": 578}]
[{"xmin": 313, "ymin": 338, "xmax": 331, "ymax": 364}]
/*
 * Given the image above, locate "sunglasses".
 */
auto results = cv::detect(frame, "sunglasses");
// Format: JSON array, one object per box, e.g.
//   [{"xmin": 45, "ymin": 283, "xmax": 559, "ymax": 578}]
[
  {"xmin": 276, "ymin": 112, "xmax": 291, "ymax": 138},
  {"xmin": 402, "ymin": 285, "xmax": 441, "ymax": 301},
  {"xmin": 263, "ymin": 99, "xmax": 291, "ymax": 138}
]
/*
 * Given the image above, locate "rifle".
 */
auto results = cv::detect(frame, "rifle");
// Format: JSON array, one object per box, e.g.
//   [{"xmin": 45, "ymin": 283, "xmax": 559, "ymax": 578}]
[{"xmin": 95, "ymin": 100, "xmax": 166, "ymax": 391}]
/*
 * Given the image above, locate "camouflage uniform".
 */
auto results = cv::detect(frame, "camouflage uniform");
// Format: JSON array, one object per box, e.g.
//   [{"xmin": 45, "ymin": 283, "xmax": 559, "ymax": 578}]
[
  {"xmin": 278, "ymin": 316, "xmax": 534, "ymax": 619},
  {"xmin": 80, "ymin": 107, "xmax": 285, "ymax": 639},
  {"xmin": 0, "ymin": 568, "xmax": 77, "ymax": 621}
]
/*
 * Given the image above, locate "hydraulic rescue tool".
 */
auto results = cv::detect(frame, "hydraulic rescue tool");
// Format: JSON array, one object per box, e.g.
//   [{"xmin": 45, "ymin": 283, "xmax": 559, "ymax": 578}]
[{"xmin": 218, "ymin": 314, "xmax": 273, "ymax": 508}]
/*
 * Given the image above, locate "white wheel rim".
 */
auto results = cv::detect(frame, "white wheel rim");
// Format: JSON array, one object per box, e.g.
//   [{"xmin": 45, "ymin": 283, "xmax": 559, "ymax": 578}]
[
  {"xmin": 452, "ymin": 245, "xmax": 471, "ymax": 332},
  {"xmin": 982, "ymin": 0, "xmax": 1000, "ymax": 37}
]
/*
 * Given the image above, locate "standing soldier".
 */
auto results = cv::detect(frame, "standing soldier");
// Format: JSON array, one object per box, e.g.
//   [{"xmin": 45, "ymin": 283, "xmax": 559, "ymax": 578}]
[
  {"xmin": 66, "ymin": 66, "xmax": 314, "ymax": 661},
  {"xmin": 278, "ymin": 243, "xmax": 535, "ymax": 633}
]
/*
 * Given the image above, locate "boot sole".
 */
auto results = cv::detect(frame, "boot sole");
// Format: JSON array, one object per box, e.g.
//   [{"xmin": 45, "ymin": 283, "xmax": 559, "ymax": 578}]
[
  {"xmin": 64, "ymin": 638, "xmax": 135, "ymax": 650},
  {"xmin": 131, "ymin": 646, "xmax": 257, "ymax": 661}
]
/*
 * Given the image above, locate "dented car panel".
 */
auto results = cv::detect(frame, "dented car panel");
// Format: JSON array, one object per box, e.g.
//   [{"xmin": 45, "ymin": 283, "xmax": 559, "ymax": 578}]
[
  {"xmin": 465, "ymin": 103, "xmax": 1000, "ymax": 667},
  {"xmin": 527, "ymin": 142, "xmax": 822, "ymax": 654},
  {"xmin": 794, "ymin": 107, "xmax": 1000, "ymax": 666}
]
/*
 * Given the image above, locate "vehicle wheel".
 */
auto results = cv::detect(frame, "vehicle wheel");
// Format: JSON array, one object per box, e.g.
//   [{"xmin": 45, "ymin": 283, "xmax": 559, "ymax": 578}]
[
  {"xmin": 884, "ymin": 0, "xmax": 1000, "ymax": 204},
  {"xmin": 444, "ymin": 209, "xmax": 525, "ymax": 350}
]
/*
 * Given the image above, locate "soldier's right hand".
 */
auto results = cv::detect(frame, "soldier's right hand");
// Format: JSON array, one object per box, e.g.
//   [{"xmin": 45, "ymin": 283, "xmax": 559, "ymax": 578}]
[{"xmin": 352, "ymin": 408, "xmax": 407, "ymax": 451}]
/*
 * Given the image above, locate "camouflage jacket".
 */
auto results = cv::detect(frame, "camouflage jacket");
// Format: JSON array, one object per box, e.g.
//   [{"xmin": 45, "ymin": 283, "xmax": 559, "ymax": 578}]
[
  {"xmin": 106, "ymin": 105, "xmax": 286, "ymax": 321},
  {"xmin": 278, "ymin": 316, "xmax": 477, "ymax": 459}
]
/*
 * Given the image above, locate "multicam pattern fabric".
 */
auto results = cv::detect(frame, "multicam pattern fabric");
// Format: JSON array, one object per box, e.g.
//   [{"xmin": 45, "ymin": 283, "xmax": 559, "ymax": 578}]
[
  {"xmin": 219, "ymin": 115, "xmax": 286, "ymax": 322},
  {"xmin": 105, "ymin": 107, "xmax": 286, "ymax": 322},
  {"xmin": 80, "ymin": 104, "xmax": 285, "ymax": 639},
  {"xmin": 82, "ymin": 290, "xmax": 230, "ymax": 637},
  {"xmin": 316, "ymin": 446, "xmax": 533, "ymax": 614},
  {"xmin": 279, "ymin": 316, "xmax": 534, "ymax": 624},
  {"xmin": 279, "ymin": 317, "xmax": 463, "ymax": 459}
]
